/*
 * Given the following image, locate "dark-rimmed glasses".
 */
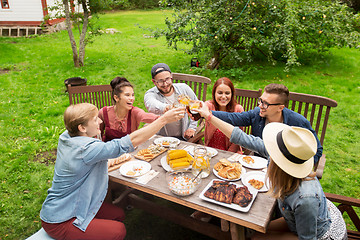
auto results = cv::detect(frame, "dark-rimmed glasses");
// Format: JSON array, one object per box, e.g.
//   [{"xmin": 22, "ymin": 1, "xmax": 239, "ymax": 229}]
[
  {"xmin": 155, "ymin": 77, "xmax": 172, "ymax": 86},
  {"xmin": 258, "ymin": 97, "xmax": 282, "ymax": 109}
]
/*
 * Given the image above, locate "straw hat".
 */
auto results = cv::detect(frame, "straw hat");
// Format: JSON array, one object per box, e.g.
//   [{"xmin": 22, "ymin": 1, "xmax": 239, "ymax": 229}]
[{"xmin": 263, "ymin": 122, "xmax": 317, "ymax": 178}]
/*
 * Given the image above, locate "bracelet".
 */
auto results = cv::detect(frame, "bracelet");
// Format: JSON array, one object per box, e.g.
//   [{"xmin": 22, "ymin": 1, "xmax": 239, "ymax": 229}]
[{"xmin": 206, "ymin": 112, "xmax": 212, "ymax": 122}]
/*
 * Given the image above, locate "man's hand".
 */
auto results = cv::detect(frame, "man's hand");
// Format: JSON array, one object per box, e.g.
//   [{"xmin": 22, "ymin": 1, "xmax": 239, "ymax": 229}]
[{"xmin": 184, "ymin": 128, "xmax": 196, "ymax": 139}]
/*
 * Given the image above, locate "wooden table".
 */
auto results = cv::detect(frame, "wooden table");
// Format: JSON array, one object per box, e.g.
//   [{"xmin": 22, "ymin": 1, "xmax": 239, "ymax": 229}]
[{"xmin": 108, "ymin": 136, "xmax": 276, "ymax": 240}]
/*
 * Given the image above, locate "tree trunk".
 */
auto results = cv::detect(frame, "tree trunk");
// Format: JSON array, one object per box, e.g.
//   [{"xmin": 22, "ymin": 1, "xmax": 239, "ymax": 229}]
[
  {"xmin": 63, "ymin": 0, "xmax": 80, "ymax": 67},
  {"xmin": 206, "ymin": 50, "xmax": 224, "ymax": 70},
  {"xmin": 78, "ymin": 0, "xmax": 89, "ymax": 67}
]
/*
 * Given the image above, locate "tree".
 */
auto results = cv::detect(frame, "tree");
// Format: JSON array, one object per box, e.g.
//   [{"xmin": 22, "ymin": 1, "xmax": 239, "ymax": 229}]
[
  {"xmin": 49, "ymin": 0, "xmax": 109, "ymax": 67},
  {"xmin": 62, "ymin": 0, "xmax": 88, "ymax": 67},
  {"xmin": 157, "ymin": 0, "xmax": 360, "ymax": 70}
]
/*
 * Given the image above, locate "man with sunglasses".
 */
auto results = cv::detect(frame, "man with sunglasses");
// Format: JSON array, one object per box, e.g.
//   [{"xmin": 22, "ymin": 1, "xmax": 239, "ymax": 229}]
[
  {"xmin": 211, "ymin": 83, "xmax": 322, "ymax": 163},
  {"xmin": 144, "ymin": 63, "xmax": 198, "ymax": 140}
]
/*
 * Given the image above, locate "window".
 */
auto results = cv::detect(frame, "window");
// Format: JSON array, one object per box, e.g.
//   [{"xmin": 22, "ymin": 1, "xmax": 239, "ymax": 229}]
[{"xmin": 1, "ymin": 0, "xmax": 9, "ymax": 9}]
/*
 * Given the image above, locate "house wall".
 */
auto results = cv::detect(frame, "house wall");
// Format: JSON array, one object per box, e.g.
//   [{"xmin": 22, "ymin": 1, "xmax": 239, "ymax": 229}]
[
  {"xmin": 0, "ymin": 0, "xmax": 44, "ymax": 22},
  {"xmin": 0, "ymin": 0, "xmax": 84, "ymax": 27}
]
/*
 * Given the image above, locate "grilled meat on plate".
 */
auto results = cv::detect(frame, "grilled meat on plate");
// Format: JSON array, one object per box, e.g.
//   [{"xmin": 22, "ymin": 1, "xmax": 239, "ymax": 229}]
[{"xmin": 233, "ymin": 186, "xmax": 253, "ymax": 207}]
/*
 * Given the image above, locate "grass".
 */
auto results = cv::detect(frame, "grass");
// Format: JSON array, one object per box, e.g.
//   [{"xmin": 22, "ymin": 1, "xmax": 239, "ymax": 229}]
[{"xmin": 0, "ymin": 9, "xmax": 359, "ymax": 239}]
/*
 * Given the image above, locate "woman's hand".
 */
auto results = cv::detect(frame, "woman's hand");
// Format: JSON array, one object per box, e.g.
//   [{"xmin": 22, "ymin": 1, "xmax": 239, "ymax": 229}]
[{"xmin": 191, "ymin": 101, "xmax": 211, "ymax": 119}]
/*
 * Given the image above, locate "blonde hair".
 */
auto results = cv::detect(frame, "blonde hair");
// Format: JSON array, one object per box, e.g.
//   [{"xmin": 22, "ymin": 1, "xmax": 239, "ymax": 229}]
[
  {"xmin": 266, "ymin": 159, "xmax": 302, "ymax": 200},
  {"xmin": 64, "ymin": 103, "xmax": 98, "ymax": 137}
]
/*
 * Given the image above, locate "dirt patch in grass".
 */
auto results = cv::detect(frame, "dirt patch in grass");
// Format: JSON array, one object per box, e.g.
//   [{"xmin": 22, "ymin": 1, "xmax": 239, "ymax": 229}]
[
  {"xmin": 0, "ymin": 68, "xmax": 10, "ymax": 74},
  {"xmin": 33, "ymin": 149, "xmax": 57, "ymax": 165}
]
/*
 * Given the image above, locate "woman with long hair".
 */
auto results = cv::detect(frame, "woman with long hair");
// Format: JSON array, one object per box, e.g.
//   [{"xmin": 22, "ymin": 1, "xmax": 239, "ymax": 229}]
[
  {"xmin": 190, "ymin": 77, "xmax": 244, "ymax": 222},
  {"xmin": 194, "ymin": 104, "xmax": 347, "ymax": 239},
  {"xmin": 98, "ymin": 77, "xmax": 159, "ymax": 142},
  {"xmin": 250, "ymin": 122, "xmax": 347, "ymax": 240},
  {"xmin": 204, "ymin": 77, "xmax": 244, "ymax": 153}
]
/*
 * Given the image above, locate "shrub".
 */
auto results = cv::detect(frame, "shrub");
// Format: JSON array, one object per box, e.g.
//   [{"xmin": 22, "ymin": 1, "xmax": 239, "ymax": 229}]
[
  {"xmin": 156, "ymin": 0, "xmax": 360, "ymax": 70},
  {"xmin": 108, "ymin": 0, "xmax": 160, "ymax": 10}
]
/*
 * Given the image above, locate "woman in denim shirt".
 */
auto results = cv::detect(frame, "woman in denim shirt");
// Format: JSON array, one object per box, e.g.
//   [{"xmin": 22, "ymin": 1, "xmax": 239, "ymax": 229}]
[
  {"xmin": 253, "ymin": 123, "xmax": 347, "ymax": 240},
  {"xmin": 40, "ymin": 103, "xmax": 185, "ymax": 240},
  {"xmin": 194, "ymin": 105, "xmax": 347, "ymax": 240}
]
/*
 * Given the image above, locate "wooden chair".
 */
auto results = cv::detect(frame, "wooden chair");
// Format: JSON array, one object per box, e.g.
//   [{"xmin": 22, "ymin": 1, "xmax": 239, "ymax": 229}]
[
  {"xmin": 234, "ymin": 88, "xmax": 263, "ymax": 135},
  {"xmin": 172, "ymin": 73, "xmax": 211, "ymax": 102},
  {"xmin": 325, "ymin": 192, "xmax": 360, "ymax": 240},
  {"xmin": 172, "ymin": 73, "xmax": 211, "ymax": 144},
  {"xmin": 286, "ymin": 92, "xmax": 338, "ymax": 179},
  {"xmin": 188, "ymin": 88, "xmax": 262, "ymax": 144},
  {"xmin": 67, "ymin": 84, "xmax": 113, "ymax": 109}
]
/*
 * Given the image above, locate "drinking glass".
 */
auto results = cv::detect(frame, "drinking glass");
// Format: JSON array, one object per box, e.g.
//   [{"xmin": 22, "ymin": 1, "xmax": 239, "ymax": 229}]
[
  {"xmin": 188, "ymin": 101, "xmax": 202, "ymax": 121},
  {"xmin": 192, "ymin": 146, "xmax": 210, "ymax": 178}
]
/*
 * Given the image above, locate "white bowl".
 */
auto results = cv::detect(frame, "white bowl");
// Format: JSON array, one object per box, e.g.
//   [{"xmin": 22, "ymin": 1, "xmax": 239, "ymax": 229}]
[{"xmin": 166, "ymin": 170, "xmax": 201, "ymax": 196}]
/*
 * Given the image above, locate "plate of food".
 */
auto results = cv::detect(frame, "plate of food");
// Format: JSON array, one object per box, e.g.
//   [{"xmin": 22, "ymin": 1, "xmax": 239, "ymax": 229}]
[
  {"xmin": 160, "ymin": 149, "xmax": 193, "ymax": 171},
  {"xmin": 186, "ymin": 146, "xmax": 218, "ymax": 158},
  {"xmin": 119, "ymin": 160, "xmax": 151, "ymax": 178},
  {"xmin": 154, "ymin": 137, "xmax": 180, "ymax": 147},
  {"xmin": 241, "ymin": 171, "xmax": 269, "ymax": 192},
  {"xmin": 239, "ymin": 155, "xmax": 268, "ymax": 169},
  {"xmin": 199, "ymin": 179, "xmax": 258, "ymax": 212},
  {"xmin": 134, "ymin": 144, "xmax": 167, "ymax": 162},
  {"xmin": 212, "ymin": 158, "xmax": 246, "ymax": 181}
]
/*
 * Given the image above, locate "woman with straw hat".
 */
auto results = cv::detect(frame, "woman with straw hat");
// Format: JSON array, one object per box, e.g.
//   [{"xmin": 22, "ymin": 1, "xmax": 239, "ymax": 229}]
[
  {"xmin": 193, "ymin": 104, "xmax": 347, "ymax": 239},
  {"xmin": 250, "ymin": 123, "xmax": 347, "ymax": 239}
]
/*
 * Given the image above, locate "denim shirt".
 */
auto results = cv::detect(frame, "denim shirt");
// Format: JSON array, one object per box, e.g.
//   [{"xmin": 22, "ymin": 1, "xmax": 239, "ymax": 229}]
[
  {"xmin": 40, "ymin": 131, "xmax": 134, "ymax": 232},
  {"xmin": 144, "ymin": 83, "xmax": 198, "ymax": 139},
  {"xmin": 278, "ymin": 178, "xmax": 331, "ymax": 240},
  {"xmin": 230, "ymin": 124, "xmax": 330, "ymax": 239},
  {"xmin": 230, "ymin": 127, "xmax": 269, "ymax": 159},
  {"xmin": 213, "ymin": 107, "xmax": 323, "ymax": 164}
]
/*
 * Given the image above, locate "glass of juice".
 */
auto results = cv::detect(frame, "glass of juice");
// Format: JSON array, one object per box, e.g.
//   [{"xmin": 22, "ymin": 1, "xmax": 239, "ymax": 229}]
[{"xmin": 188, "ymin": 101, "xmax": 202, "ymax": 121}]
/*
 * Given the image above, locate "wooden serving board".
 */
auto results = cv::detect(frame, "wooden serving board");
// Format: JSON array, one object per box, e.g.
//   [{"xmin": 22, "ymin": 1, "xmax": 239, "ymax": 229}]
[
  {"xmin": 134, "ymin": 149, "xmax": 167, "ymax": 162},
  {"xmin": 108, "ymin": 158, "xmax": 132, "ymax": 172}
]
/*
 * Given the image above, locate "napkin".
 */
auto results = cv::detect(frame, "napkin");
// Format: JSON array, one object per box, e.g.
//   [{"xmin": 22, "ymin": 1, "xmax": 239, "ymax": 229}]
[
  {"xmin": 228, "ymin": 153, "xmax": 243, "ymax": 162},
  {"xmin": 183, "ymin": 145, "xmax": 194, "ymax": 156},
  {"xmin": 136, "ymin": 170, "xmax": 159, "ymax": 184}
]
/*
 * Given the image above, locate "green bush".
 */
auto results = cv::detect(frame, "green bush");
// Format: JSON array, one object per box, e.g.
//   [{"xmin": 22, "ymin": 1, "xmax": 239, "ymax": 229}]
[
  {"xmin": 108, "ymin": 0, "xmax": 160, "ymax": 10},
  {"xmin": 157, "ymin": 0, "xmax": 360, "ymax": 70}
]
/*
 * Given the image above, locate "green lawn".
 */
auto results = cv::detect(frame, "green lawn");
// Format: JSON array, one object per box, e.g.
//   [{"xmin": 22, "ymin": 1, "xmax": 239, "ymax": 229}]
[{"xmin": 0, "ymin": 10, "xmax": 359, "ymax": 239}]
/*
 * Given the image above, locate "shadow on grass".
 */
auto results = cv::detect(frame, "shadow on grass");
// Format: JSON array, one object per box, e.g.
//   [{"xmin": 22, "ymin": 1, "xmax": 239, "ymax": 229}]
[{"xmin": 123, "ymin": 197, "xmax": 217, "ymax": 240}]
